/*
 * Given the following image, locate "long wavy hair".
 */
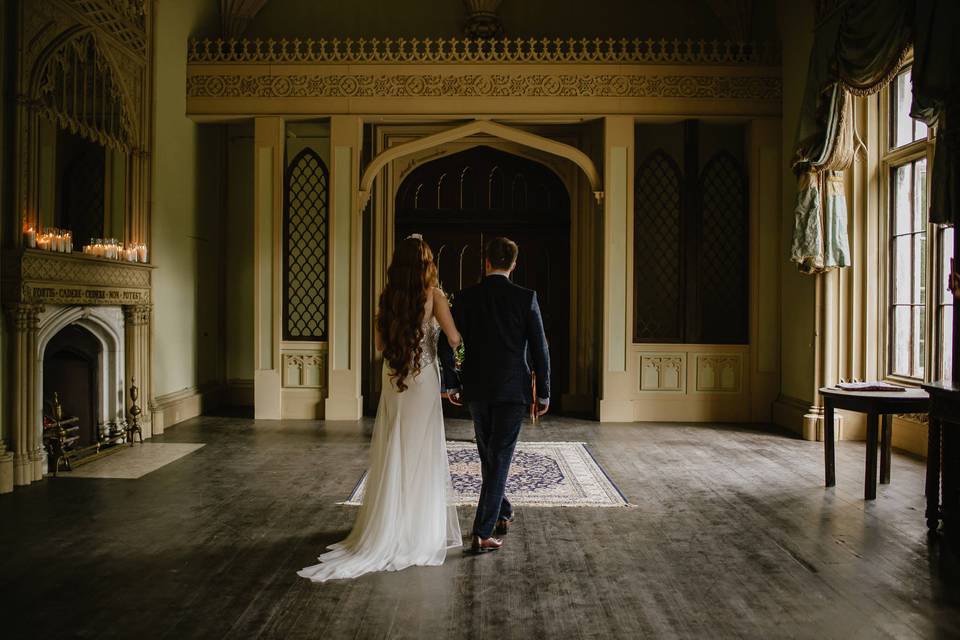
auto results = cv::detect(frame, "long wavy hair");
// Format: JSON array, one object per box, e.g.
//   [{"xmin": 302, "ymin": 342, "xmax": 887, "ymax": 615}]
[{"xmin": 377, "ymin": 236, "xmax": 438, "ymax": 392}]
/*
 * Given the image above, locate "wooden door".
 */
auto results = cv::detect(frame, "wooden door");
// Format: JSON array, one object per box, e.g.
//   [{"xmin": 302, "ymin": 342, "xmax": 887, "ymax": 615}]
[{"xmin": 396, "ymin": 146, "xmax": 570, "ymax": 411}]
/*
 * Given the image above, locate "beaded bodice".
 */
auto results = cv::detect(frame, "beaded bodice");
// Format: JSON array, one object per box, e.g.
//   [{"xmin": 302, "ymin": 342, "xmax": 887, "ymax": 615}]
[{"xmin": 419, "ymin": 318, "xmax": 440, "ymax": 367}]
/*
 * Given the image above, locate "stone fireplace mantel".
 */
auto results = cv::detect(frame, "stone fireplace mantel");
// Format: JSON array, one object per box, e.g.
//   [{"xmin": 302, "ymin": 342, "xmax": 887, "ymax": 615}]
[{"xmin": 1, "ymin": 249, "xmax": 155, "ymax": 492}]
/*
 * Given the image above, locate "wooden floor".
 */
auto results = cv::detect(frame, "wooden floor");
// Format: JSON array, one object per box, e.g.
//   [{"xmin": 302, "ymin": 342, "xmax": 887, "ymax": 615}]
[{"xmin": 1, "ymin": 415, "xmax": 958, "ymax": 639}]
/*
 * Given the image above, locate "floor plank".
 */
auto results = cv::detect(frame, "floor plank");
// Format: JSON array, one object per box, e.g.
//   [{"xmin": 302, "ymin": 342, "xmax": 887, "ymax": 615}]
[{"xmin": 1, "ymin": 415, "xmax": 958, "ymax": 639}]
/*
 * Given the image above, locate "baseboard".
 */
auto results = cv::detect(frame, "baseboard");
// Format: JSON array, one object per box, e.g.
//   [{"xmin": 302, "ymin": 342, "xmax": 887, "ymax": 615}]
[
  {"xmin": 771, "ymin": 394, "xmax": 809, "ymax": 437},
  {"xmin": 226, "ymin": 378, "xmax": 254, "ymax": 407},
  {"xmin": 891, "ymin": 415, "xmax": 928, "ymax": 458},
  {"xmin": 151, "ymin": 382, "xmax": 225, "ymax": 433}
]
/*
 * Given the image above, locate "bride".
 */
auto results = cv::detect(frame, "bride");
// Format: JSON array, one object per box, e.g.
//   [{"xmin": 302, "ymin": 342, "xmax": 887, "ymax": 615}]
[{"xmin": 298, "ymin": 235, "xmax": 463, "ymax": 582}]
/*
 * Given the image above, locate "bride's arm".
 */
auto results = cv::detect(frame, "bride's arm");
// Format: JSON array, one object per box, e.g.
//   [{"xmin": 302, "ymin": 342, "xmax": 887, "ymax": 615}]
[{"xmin": 432, "ymin": 288, "xmax": 461, "ymax": 348}]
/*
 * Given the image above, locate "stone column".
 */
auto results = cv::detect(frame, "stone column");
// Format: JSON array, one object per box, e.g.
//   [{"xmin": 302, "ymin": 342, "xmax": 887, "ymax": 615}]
[
  {"xmin": 123, "ymin": 304, "xmax": 153, "ymax": 436},
  {"xmin": 325, "ymin": 116, "xmax": 364, "ymax": 420},
  {"xmin": 6, "ymin": 303, "xmax": 43, "ymax": 486},
  {"xmin": 598, "ymin": 116, "xmax": 635, "ymax": 421}
]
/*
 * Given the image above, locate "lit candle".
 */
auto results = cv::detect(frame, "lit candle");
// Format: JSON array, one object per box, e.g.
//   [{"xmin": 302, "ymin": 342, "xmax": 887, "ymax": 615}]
[
  {"xmin": 23, "ymin": 226, "xmax": 36, "ymax": 248},
  {"xmin": 65, "ymin": 232, "xmax": 72, "ymax": 253},
  {"xmin": 137, "ymin": 244, "xmax": 148, "ymax": 263}
]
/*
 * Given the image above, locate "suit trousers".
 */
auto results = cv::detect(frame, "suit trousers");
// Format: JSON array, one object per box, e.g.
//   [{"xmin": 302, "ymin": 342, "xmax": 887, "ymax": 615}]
[{"xmin": 468, "ymin": 401, "xmax": 526, "ymax": 538}]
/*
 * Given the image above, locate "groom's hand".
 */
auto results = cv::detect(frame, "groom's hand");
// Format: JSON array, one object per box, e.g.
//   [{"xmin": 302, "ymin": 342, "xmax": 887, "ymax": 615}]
[{"xmin": 445, "ymin": 389, "xmax": 463, "ymax": 406}]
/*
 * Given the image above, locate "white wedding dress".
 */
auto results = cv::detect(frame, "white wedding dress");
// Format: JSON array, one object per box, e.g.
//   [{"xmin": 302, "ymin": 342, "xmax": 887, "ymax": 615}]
[{"xmin": 298, "ymin": 317, "xmax": 462, "ymax": 582}]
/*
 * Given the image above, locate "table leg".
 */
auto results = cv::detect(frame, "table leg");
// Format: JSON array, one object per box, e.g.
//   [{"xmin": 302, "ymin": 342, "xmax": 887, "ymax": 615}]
[
  {"xmin": 824, "ymin": 399, "xmax": 836, "ymax": 487},
  {"xmin": 942, "ymin": 421, "xmax": 955, "ymax": 536},
  {"xmin": 926, "ymin": 417, "xmax": 941, "ymax": 530},
  {"xmin": 865, "ymin": 412, "xmax": 879, "ymax": 500},
  {"xmin": 880, "ymin": 414, "xmax": 892, "ymax": 484}
]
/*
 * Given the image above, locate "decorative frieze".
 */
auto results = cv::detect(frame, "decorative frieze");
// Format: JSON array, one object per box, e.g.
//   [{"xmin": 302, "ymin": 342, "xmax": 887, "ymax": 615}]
[
  {"xmin": 188, "ymin": 37, "xmax": 780, "ymax": 66},
  {"xmin": 187, "ymin": 72, "xmax": 781, "ymax": 101}
]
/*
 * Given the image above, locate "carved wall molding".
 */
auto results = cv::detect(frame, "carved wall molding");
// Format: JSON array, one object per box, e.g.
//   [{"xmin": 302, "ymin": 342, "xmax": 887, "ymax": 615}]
[
  {"xmin": 283, "ymin": 352, "xmax": 329, "ymax": 389},
  {"xmin": 2, "ymin": 250, "xmax": 153, "ymax": 306},
  {"xmin": 695, "ymin": 354, "xmax": 742, "ymax": 393},
  {"xmin": 187, "ymin": 72, "xmax": 782, "ymax": 101},
  {"xmin": 188, "ymin": 37, "xmax": 780, "ymax": 66},
  {"xmin": 639, "ymin": 354, "xmax": 685, "ymax": 392}
]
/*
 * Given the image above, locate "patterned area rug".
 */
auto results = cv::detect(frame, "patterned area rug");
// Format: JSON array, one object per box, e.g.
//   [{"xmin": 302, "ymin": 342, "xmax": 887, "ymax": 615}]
[
  {"xmin": 56, "ymin": 443, "xmax": 205, "ymax": 479},
  {"xmin": 345, "ymin": 441, "xmax": 628, "ymax": 507}
]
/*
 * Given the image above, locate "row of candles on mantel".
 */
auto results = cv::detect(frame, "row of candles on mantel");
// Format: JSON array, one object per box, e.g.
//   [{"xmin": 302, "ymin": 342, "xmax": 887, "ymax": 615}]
[
  {"xmin": 23, "ymin": 226, "xmax": 149, "ymax": 263},
  {"xmin": 23, "ymin": 226, "xmax": 73, "ymax": 253},
  {"xmin": 83, "ymin": 239, "xmax": 149, "ymax": 263}
]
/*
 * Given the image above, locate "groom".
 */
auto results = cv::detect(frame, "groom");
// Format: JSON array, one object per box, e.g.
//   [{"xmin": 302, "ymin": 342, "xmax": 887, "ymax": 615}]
[{"xmin": 440, "ymin": 237, "xmax": 551, "ymax": 554}]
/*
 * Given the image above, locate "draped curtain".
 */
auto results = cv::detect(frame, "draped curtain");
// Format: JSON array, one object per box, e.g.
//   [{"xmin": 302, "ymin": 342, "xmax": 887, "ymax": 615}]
[
  {"xmin": 791, "ymin": 0, "xmax": 960, "ymax": 274},
  {"xmin": 221, "ymin": 0, "xmax": 270, "ymax": 38}
]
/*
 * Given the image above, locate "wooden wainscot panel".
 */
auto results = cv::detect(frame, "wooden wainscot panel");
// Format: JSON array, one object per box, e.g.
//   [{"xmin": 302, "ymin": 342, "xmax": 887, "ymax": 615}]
[
  {"xmin": 282, "ymin": 351, "xmax": 328, "ymax": 389},
  {"xmin": 694, "ymin": 354, "xmax": 742, "ymax": 393},
  {"xmin": 638, "ymin": 353, "xmax": 686, "ymax": 393}
]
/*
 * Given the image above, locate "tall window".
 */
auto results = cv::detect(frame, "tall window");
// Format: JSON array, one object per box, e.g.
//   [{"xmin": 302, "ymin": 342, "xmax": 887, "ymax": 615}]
[
  {"xmin": 633, "ymin": 122, "xmax": 748, "ymax": 344},
  {"xmin": 883, "ymin": 64, "xmax": 948, "ymax": 382},
  {"xmin": 888, "ymin": 156, "xmax": 927, "ymax": 378},
  {"xmin": 283, "ymin": 148, "xmax": 329, "ymax": 341},
  {"xmin": 939, "ymin": 226, "xmax": 955, "ymax": 382}
]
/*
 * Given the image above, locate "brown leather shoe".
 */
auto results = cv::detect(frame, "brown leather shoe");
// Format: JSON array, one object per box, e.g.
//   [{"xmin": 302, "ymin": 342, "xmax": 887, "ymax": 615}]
[
  {"xmin": 469, "ymin": 535, "xmax": 503, "ymax": 554},
  {"xmin": 495, "ymin": 516, "xmax": 514, "ymax": 536}
]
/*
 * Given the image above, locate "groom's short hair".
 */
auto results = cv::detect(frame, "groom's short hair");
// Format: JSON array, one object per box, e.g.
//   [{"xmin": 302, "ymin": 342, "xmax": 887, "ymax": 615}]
[{"xmin": 486, "ymin": 237, "xmax": 518, "ymax": 270}]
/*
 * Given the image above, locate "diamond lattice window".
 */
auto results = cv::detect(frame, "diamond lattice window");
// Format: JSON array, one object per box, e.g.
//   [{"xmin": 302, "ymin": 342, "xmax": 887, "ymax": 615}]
[
  {"xmin": 699, "ymin": 152, "xmax": 747, "ymax": 344},
  {"xmin": 284, "ymin": 148, "xmax": 328, "ymax": 341},
  {"xmin": 634, "ymin": 150, "xmax": 683, "ymax": 342}
]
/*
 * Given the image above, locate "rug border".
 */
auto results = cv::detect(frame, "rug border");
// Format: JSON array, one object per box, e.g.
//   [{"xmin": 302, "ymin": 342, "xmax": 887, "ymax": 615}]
[{"xmin": 343, "ymin": 441, "xmax": 630, "ymax": 508}]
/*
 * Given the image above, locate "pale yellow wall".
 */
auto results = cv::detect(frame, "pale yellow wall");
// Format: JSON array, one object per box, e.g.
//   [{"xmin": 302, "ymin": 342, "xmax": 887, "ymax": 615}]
[
  {"xmin": 151, "ymin": 0, "xmax": 224, "ymax": 398},
  {"xmin": 225, "ymin": 123, "xmax": 255, "ymax": 384},
  {"xmin": 247, "ymin": 0, "xmax": 776, "ymax": 40},
  {"xmin": 776, "ymin": 0, "xmax": 817, "ymax": 407},
  {"xmin": 0, "ymin": 0, "xmax": 7, "ymax": 449}
]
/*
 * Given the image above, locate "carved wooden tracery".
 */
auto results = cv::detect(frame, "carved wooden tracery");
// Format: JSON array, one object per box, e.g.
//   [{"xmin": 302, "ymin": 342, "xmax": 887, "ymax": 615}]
[
  {"xmin": 14, "ymin": 0, "xmax": 151, "ymax": 238},
  {"xmin": 34, "ymin": 30, "xmax": 136, "ymax": 152}
]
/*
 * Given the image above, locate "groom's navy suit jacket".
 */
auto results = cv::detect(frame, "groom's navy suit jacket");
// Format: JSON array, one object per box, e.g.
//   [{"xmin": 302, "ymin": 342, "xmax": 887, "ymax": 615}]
[{"xmin": 439, "ymin": 275, "xmax": 550, "ymax": 405}]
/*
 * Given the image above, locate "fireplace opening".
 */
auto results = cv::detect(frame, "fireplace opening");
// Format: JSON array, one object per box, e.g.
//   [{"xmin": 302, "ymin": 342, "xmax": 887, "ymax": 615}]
[{"xmin": 43, "ymin": 324, "xmax": 102, "ymax": 452}]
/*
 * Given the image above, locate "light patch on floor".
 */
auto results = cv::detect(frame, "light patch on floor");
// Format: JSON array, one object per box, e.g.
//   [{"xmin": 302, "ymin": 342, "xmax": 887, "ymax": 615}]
[
  {"xmin": 56, "ymin": 443, "xmax": 205, "ymax": 479},
  {"xmin": 346, "ymin": 441, "xmax": 629, "ymax": 507}
]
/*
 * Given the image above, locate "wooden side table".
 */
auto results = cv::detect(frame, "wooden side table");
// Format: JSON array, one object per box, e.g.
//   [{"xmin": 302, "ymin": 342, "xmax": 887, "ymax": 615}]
[
  {"xmin": 922, "ymin": 382, "xmax": 960, "ymax": 534},
  {"xmin": 819, "ymin": 387, "xmax": 930, "ymax": 500}
]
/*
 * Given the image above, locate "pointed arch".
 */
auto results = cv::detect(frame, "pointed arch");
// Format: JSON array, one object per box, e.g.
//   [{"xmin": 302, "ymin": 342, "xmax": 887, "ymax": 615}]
[
  {"xmin": 359, "ymin": 120, "xmax": 602, "ymax": 209},
  {"xmin": 284, "ymin": 147, "xmax": 330, "ymax": 341},
  {"xmin": 30, "ymin": 28, "xmax": 137, "ymax": 151}
]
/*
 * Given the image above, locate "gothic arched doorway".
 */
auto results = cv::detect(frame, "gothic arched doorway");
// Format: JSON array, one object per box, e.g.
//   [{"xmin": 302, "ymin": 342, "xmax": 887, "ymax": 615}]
[{"xmin": 396, "ymin": 145, "xmax": 571, "ymax": 411}]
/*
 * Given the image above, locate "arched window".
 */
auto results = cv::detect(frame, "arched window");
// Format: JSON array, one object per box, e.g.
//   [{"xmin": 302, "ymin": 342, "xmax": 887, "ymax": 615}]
[
  {"xmin": 283, "ymin": 148, "xmax": 329, "ymax": 341},
  {"xmin": 699, "ymin": 151, "xmax": 747, "ymax": 344},
  {"xmin": 634, "ymin": 150, "xmax": 683, "ymax": 342},
  {"xmin": 633, "ymin": 122, "xmax": 748, "ymax": 345}
]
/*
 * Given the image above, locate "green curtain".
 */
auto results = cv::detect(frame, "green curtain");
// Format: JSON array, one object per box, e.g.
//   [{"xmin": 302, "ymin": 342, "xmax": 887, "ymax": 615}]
[
  {"xmin": 792, "ymin": 0, "xmax": 912, "ymax": 274},
  {"xmin": 910, "ymin": 0, "xmax": 960, "ymax": 225},
  {"xmin": 791, "ymin": 0, "xmax": 959, "ymax": 272}
]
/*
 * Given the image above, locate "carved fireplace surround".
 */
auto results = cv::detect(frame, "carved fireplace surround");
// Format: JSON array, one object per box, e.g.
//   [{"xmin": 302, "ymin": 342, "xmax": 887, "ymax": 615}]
[{"xmin": 1, "ymin": 249, "xmax": 154, "ymax": 490}]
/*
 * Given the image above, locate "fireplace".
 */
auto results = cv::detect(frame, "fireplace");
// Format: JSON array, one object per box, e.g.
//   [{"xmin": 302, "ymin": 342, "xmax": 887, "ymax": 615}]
[
  {"xmin": 43, "ymin": 324, "xmax": 102, "ymax": 451},
  {"xmin": 2, "ymin": 249, "xmax": 155, "ymax": 490}
]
